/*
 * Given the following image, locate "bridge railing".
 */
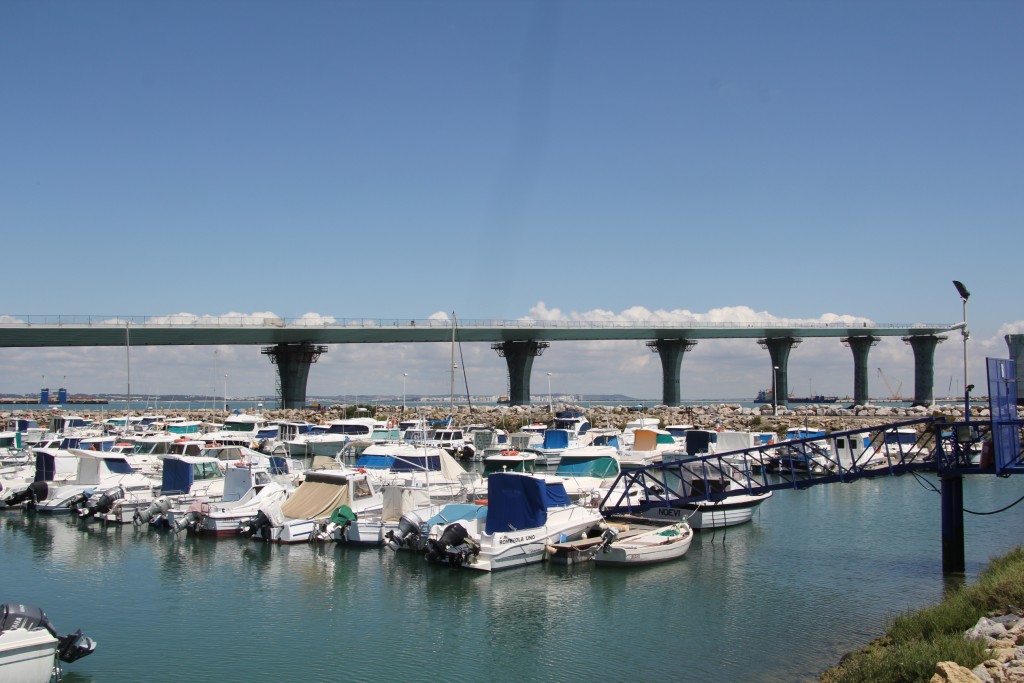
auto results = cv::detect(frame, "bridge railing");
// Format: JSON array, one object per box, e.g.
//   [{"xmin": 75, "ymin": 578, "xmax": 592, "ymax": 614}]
[
  {"xmin": 598, "ymin": 417, "xmax": 981, "ymax": 515},
  {"xmin": 0, "ymin": 314, "xmax": 955, "ymax": 330}
]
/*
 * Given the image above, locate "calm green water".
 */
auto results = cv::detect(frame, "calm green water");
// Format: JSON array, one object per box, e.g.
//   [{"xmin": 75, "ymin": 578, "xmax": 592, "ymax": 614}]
[{"xmin": 4, "ymin": 474, "xmax": 1024, "ymax": 683}]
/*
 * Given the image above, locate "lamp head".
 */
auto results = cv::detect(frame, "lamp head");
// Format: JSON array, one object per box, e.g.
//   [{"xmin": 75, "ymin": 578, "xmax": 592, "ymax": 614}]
[{"xmin": 952, "ymin": 280, "xmax": 970, "ymax": 301}]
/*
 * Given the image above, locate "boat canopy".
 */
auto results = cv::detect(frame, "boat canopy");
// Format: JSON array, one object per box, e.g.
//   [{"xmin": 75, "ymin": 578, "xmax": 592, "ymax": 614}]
[
  {"xmin": 486, "ymin": 473, "xmax": 554, "ymax": 534},
  {"xmin": 685, "ymin": 430, "xmax": 717, "ymax": 455},
  {"xmin": 280, "ymin": 473, "xmax": 353, "ymax": 521},
  {"xmin": 161, "ymin": 457, "xmax": 222, "ymax": 495},
  {"xmin": 381, "ymin": 486, "xmax": 432, "ymax": 522},
  {"xmin": 542, "ymin": 430, "xmax": 570, "ymax": 450},
  {"xmin": 555, "ymin": 454, "xmax": 619, "ymax": 478},
  {"xmin": 590, "ymin": 433, "xmax": 621, "ymax": 449},
  {"xmin": 354, "ymin": 454, "xmax": 396, "ymax": 470},
  {"xmin": 426, "ymin": 503, "xmax": 487, "ymax": 529}
]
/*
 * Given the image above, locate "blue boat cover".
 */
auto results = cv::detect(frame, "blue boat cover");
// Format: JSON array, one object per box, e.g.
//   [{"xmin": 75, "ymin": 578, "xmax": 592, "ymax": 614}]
[
  {"xmin": 35, "ymin": 452, "xmax": 56, "ymax": 481},
  {"xmin": 542, "ymin": 430, "xmax": 569, "ymax": 450},
  {"xmin": 591, "ymin": 434, "xmax": 621, "ymax": 448},
  {"xmin": 486, "ymin": 473, "xmax": 548, "ymax": 534},
  {"xmin": 162, "ymin": 458, "xmax": 194, "ymax": 495},
  {"xmin": 544, "ymin": 481, "xmax": 571, "ymax": 507},
  {"xmin": 391, "ymin": 455, "xmax": 441, "ymax": 472},
  {"xmin": 355, "ymin": 454, "xmax": 396, "ymax": 470},
  {"xmin": 425, "ymin": 504, "xmax": 488, "ymax": 528}
]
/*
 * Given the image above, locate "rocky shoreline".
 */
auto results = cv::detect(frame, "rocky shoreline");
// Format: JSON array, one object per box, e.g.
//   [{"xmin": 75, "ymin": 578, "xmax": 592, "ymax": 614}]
[{"xmin": 5, "ymin": 401, "xmax": 1016, "ymax": 435}]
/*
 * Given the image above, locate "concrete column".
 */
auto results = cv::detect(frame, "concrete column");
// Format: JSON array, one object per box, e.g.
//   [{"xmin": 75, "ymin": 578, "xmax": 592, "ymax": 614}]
[
  {"xmin": 842, "ymin": 336, "xmax": 879, "ymax": 406},
  {"xmin": 902, "ymin": 334, "xmax": 945, "ymax": 407},
  {"xmin": 757, "ymin": 337, "xmax": 802, "ymax": 407},
  {"xmin": 1006, "ymin": 334, "xmax": 1024, "ymax": 404},
  {"xmin": 261, "ymin": 342, "xmax": 327, "ymax": 409},
  {"xmin": 491, "ymin": 340, "xmax": 549, "ymax": 406},
  {"xmin": 646, "ymin": 339, "xmax": 697, "ymax": 407}
]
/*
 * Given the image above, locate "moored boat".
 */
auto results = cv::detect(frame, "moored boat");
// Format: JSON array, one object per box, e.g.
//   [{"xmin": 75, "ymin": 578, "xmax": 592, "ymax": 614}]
[{"xmin": 593, "ymin": 521, "xmax": 693, "ymax": 566}]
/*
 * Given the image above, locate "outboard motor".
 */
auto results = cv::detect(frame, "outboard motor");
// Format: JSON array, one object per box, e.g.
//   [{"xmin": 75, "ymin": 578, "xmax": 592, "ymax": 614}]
[
  {"xmin": 385, "ymin": 510, "xmax": 428, "ymax": 551},
  {"xmin": 172, "ymin": 510, "xmax": 201, "ymax": 534},
  {"xmin": 423, "ymin": 523, "xmax": 479, "ymax": 568},
  {"xmin": 0, "ymin": 603, "xmax": 96, "ymax": 663},
  {"xmin": 78, "ymin": 486, "xmax": 124, "ymax": 519},
  {"xmin": 240, "ymin": 510, "xmax": 273, "ymax": 541},
  {"xmin": 3, "ymin": 481, "xmax": 48, "ymax": 508},
  {"xmin": 135, "ymin": 496, "xmax": 171, "ymax": 527},
  {"xmin": 599, "ymin": 525, "xmax": 620, "ymax": 552}
]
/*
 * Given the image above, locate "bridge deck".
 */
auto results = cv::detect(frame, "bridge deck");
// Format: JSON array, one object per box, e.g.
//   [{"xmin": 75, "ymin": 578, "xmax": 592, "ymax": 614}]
[{"xmin": 0, "ymin": 316, "xmax": 960, "ymax": 347}]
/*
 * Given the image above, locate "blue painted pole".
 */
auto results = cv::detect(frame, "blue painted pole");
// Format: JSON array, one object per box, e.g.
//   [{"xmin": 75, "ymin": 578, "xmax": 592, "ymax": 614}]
[{"xmin": 940, "ymin": 474, "xmax": 965, "ymax": 574}]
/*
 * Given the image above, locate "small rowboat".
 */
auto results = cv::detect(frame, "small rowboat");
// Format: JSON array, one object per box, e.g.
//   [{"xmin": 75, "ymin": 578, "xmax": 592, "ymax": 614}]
[{"xmin": 593, "ymin": 521, "xmax": 693, "ymax": 566}]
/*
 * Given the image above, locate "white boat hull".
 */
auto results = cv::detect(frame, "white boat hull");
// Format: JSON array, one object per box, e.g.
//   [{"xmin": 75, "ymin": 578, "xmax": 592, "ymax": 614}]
[
  {"xmin": 0, "ymin": 628, "xmax": 58, "ymax": 683},
  {"xmin": 594, "ymin": 523, "xmax": 693, "ymax": 566},
  {"xmin": 638, "ymin": 492, "xmax": 772, "ymax": 529}
]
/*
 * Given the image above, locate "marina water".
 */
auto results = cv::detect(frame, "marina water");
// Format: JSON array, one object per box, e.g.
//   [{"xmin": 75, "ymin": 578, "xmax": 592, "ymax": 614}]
[{"xmin": 4, "ymin": 473, "xmax": 1024, "ymax": 682}]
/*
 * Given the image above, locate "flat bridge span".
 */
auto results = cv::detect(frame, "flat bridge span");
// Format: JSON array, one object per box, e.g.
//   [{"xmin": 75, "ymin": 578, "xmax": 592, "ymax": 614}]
[{"xmin": 0, "ymin": 315, "xmax": 961, "ymax": 408}]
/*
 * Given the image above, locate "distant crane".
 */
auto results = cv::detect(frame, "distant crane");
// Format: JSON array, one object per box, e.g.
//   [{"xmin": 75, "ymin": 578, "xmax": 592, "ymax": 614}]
[{"xmin": 877, "ymin": 368, "xmax": 903, "ymax": 401}]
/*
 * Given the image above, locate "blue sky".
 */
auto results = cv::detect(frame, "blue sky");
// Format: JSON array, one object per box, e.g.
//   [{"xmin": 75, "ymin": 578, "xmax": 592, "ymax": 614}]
[{"xmin": 1, "ymin": 1, "xmax": 1021, "ymax": 401}]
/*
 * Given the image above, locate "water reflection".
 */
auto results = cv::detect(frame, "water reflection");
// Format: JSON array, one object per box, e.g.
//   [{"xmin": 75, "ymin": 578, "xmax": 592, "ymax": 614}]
[{"xmin": 1, "ymin": 473, "xmax": 1022, "ymax": 683}]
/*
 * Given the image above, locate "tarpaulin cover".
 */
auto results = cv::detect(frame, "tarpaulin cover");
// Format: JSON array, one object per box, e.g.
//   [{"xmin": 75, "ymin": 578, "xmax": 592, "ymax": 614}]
[
  {"xmin": 542, "ymin": 430, "xmax": 569, "ymax": 450},
  {"xmin": 486, "ymin": 473, "xmax": 547, "ymax": 534},
  {"xmin": 161, "ymin": 458, "xmax": 194, "ymax": 495},
  {"xmin": 280, "ymin": 478, "xmax": 351, "ymax": 521}
]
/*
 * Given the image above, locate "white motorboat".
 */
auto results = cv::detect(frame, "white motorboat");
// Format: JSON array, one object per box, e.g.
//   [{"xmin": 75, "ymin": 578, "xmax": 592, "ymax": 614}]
[
  {"xmin": 168, "ymin": 464, "xmax": 293, "ymax": 536},
  {"xmin": 633, "ymin": 452, "xmax": 773, "ymax": 529},
  {"xmin": 30, "ymin": 449, "xmax": 159, "ymax": 516},
  {"xmin": 423, "ymin": 472, "xmax": 605, "ymax": 571},
  {"xmin": 106, "ymin": 454, "xmax": 226, "ymax": 524},
  {"xmin": 593, "ymin": 521, "xmax": 694, "ymax": 566},
  {"xmin": 298, "ymin": 418, "xmax": 378, "ymax": 457},
  {"xmin": 617, "ymin": 428, "xmax": 677, "ymax": 470},
  {"xmin": 352, "ymin": 443, "xmax": 474, "ymax": 502},
  {"xmin": 246, "ymin": 470, "xmax": 382, "ymax": 543},
  {"xmin": 0, "ymin": 603, "xmax": 95, "ymax": 683},
  {"xmin": 339, "ymin": 485, "xmax": 439, "ymax": 545}
]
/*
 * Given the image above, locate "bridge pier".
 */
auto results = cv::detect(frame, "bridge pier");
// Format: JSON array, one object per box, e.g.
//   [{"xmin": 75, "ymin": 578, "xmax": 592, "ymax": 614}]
[
  {"xmin": 491, "ymin": 340, "xmax": 549, "ymax": 406},
  {"xmin": 757, "ymin": 337, "xmax": 801, "ymax": 407},
  {"xmin": 1006, "ymin": 334, "xmax": 1024, "ymax": 404},
  {"xmin": 261, "ymin": 342, "xmax": 328, "ymax": 409},
  {"xmin": 842, "ymin": 335, "xmax": 879, "ymax": 406},
  {"xmin": 646, "ymin": 339, "xmax": 697, "ymax": 407},
  {"xmin": 903, "ymin": 334, "xmax": 946, "ymax": 407}
]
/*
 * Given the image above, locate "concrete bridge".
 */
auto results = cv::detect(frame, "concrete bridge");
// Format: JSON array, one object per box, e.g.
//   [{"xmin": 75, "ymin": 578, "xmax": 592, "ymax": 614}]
[{"xmin": 1, "ymin": 314, "xmax": 1018, "ymax": 408}]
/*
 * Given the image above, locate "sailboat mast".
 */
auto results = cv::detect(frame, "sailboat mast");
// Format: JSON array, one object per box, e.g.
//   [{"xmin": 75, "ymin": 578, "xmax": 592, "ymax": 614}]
[{"xmin": 449, "ymin": 311, "xmax": 456, "ymax": 410}]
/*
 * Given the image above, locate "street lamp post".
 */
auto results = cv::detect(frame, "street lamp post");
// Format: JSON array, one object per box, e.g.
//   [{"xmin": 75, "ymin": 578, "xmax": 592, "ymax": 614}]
[
  {"xmin": 223, "ymin": 374, "xmax": 228, "ymax": 414},
  {"xmin": 953, "ymin": 280, "xmax": 971, "ymax": 423},
  {"xmin": 772, "ymin": 366, "xmax": 779, "ymax": 416},
  {"xmin": 547, "ymin": 373, "xmax": 553, "ymax": 413},
  {"xmin": 402, "ymin": 373, "xmax": 408, "ymax": 414}
]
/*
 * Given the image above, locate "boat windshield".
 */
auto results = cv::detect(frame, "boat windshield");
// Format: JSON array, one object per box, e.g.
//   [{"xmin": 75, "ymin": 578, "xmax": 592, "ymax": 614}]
[
  {"xmin": 326, "ymin": 424, "xmax": 371, "ymax": 435},
  {"xmin": 483, "ymin": 458, "xmax": 531, "ymax": 475},
  {"xmin": 103, "ymin": 458, "xmax": 134, "ymax": 475}
]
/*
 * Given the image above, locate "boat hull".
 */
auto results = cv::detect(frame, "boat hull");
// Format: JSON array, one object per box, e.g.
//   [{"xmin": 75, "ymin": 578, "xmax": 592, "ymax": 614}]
[
  {"xmin": 0, "ymin": 628, "xmax": 58, "ymax": 683},
  {"xmin": 637, "ymin": 492, "xmax": 772, "ymax": 529},
  {"xmin": 594, "ymin": 524, "xmax": 693, "ymax": 566}
]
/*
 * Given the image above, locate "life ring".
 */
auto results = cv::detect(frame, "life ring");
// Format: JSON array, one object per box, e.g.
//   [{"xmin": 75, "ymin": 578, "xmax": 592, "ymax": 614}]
[
  {"xmin": 500, "ymin": 450, "xmax": 519, "ymax": 456},
  {"xmin": 357, "ymin": 468, "xmax": 366, "ymax": 474}
]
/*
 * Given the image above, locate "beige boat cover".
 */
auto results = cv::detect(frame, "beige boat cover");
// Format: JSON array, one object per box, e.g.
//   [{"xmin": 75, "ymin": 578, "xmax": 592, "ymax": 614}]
[
  {"xmin": 280, "ymin": 480, "xmax": 351, "ymax": 520},
  {"xmin": 632, "ymin": 429, "xmax": 658, "ymax": 452},
  {"xmin": 381, "ymin": 486, "xmax": 432, "ymax": 522}
]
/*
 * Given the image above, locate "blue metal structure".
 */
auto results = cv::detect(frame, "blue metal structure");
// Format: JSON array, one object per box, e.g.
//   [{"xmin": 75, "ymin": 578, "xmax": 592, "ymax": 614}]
[{"xmin": 599, "ymin": 405, "xmax": 1024, "ymax": 573}]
